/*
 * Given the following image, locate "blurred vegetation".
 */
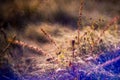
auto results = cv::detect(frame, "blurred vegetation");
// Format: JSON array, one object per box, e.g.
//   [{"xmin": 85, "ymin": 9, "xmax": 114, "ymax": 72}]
[
  {"xmin": 0, "ymin": 1, "xmax": 120, "ymax": 79},
  {"xmin": 0, "ymin": 29, "xmax": 13, "ymax": 67},
  {"xmin": 0, "ymin": 0, "xmax": 119, "ymax": 31}
]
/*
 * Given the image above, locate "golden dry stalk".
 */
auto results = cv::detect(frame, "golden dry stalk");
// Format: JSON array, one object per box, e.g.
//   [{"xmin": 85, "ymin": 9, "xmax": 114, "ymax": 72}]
[{"xmin": 8, "ymin": 39, "xmax": 46, "ymax": 55}]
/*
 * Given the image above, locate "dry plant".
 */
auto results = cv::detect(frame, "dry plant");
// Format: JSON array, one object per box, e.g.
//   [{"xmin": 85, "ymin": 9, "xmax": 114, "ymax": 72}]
[
  {"xmin": 77, "ymin": 0, "xmax": 84, "ymax": 45},
  {"xmin": 40, "ymin": 28, "xmax": 59, "ymax": 50},
  {"xmin": 7, "ymin": 39, "xmax": 46, "ymax": 56},
  {"xmin": 0, "ymin": 1, "xmax": 120, "ymax": 80}
]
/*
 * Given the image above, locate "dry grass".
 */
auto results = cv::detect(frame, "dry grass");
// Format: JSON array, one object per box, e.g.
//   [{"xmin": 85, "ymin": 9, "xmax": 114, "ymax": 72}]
[{"xmin": 0, "ymin": 1, "xmax": 120, "ymax": 79}]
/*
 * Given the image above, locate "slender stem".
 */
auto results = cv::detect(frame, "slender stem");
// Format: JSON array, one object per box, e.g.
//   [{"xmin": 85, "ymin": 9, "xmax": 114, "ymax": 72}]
[{"xmin": 77, "ymin": 0, "xmax": 84, "ymax": 45}]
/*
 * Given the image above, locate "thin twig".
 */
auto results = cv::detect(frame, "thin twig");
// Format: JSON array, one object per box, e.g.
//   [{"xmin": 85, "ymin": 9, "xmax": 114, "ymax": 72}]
[
  {"xmin": 0, "ymin": 36, "xmax": 16, "ymax": 57},
  {"xmin": 41, "ymin": 28, "xmax": 59, "ymax": 50},
  {"xmin": 0, "ymin": 28, "xmax": 8, "ymax": 43},
  {"xmin": 2, "ymin": 75, "xmax": 12, "ymax": 80},
  {"xmin": 96, "ymin": 16, "xmax": 119, "ymax": 43},
  {"xmin": 77, "ymin": 0, "xmax": 84, "ymax": 45}
]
